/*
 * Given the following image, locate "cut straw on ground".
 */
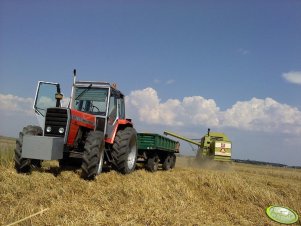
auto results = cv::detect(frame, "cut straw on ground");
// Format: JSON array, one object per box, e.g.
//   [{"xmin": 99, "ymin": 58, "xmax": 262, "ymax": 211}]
[
  {"xmin": 5, "ymin": 208, "xmax": 49, "ymax": 226},
  {"xmin": 0, "ymin": 138, "xmax": 300, "ymax": 225}
]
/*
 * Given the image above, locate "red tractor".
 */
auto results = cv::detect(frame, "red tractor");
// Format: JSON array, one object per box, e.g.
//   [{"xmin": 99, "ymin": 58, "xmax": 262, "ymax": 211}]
[{"xmin": 15, "ymin": 70, "xmax": 137, "ymax": 179}]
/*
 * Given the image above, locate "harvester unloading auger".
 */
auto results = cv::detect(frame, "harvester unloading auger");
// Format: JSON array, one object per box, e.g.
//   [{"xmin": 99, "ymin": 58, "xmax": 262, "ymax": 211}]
[{"xmin": 164, "ymin": 129, "xmax": 232, "ymax": 161}]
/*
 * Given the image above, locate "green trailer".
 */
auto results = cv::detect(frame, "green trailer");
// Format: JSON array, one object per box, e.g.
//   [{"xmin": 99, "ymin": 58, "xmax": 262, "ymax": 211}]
[{"xmin": 137, "ymin": 133, "xmax": 180, "ymax": 172}]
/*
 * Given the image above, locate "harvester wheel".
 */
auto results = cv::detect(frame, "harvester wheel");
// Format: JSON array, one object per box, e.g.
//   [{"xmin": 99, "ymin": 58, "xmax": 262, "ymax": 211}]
[
  {"xmin": 170, "ymin": 154, "xmax": 176, "ymax": 169},
  {"xmin": 162, "ymin": 155, "xmax": 172, "ymax": 171},
  {"xmin": 146, "ymin": 154, "xmax": 159, "ymax": 172},
  {"xmin": 14, "ymin": 125, "xmax": 43, "ymax": 173},
  {"xmin": 81, "ymin": 131, "xmax": 105, "ymax": 180},
  {"xmin": 112, "ymin": 127, "xmax": 137, "ymax": 174}
]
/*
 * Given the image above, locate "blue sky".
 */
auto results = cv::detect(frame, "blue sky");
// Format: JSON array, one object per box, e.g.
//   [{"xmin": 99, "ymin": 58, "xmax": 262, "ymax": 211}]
[{"xmin": 0, "ymin": 1, "xmax": 301, "ymax": 165}]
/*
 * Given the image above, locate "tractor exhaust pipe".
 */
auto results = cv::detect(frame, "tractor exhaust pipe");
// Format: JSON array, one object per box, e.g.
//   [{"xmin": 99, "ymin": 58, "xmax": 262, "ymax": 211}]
[
  {"xmin": 73, "ymin": 69, "xmax": 77, "ymax": 85},
  {"xmin": 207, "ymin": 128, "xmax": 210, "ymax": 136},
  {"xmin": 69, "ymin": 69, "xmax": 77, "ymax": 108}
]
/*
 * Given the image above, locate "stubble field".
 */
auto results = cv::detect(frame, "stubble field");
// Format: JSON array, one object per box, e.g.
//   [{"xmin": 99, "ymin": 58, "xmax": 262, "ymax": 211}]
[{"xmin": 0, "ymin": 137, "xmax": 300, "ymax": 225}]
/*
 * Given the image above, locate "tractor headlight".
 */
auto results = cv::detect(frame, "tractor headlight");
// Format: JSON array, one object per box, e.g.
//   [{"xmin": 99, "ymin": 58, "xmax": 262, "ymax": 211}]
[
  {"xmin": 46, "ymin": 126, "xmax": 52, "ymax": 133},
  {"xmin": 58, "ymin": 127, "xmax": 65, "ymax": 134}
]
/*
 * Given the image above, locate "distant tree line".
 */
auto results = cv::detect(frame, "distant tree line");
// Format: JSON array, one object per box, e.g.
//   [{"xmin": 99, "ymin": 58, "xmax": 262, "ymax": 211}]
[{"xmin": 232, "ymin": 159, "xmax": 301, "ymax": 169}]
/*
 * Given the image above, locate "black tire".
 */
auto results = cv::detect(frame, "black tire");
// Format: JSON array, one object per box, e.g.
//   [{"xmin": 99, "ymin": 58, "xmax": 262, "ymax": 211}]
[
  {"xmin": 81, "ymin": 131, "xmax": 105, "ymax": 180},
  {"xmin": 15, "ymin": 125, "xmax": 43, "ymax": 173},
  {"xmin": 170, "ymin": 154, "xmax": 176, "ymax": 169},
  {"xmin": 162, "ymin": 155, "xmax": 172, "ymax": 171},
  {"xmin": 145, "ymin": 154, "xmax": 159, "ymax": 172},
  {"xmin": 112, "ymin": 127, "xmax": 138, "ymax": 174}
]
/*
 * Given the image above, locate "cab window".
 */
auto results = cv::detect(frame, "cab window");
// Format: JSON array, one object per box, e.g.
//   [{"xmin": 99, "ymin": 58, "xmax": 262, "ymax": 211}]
[
  {"xmin": 73, "ymin": 87, "xmax": 108, "ymax": 115},
  {"xmin": 108, "ymin": 95, "xmax": 117, "ymax": 122},
  {"xmin": 118, "ymin": 98, "xmax": 125, "ymax": 119}
]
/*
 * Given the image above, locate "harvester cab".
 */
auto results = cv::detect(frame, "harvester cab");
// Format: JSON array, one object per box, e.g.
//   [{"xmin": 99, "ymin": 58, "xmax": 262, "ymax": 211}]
[{"xmin": 15, "ymin": 70, "xmax": 138, "ymax": 179}]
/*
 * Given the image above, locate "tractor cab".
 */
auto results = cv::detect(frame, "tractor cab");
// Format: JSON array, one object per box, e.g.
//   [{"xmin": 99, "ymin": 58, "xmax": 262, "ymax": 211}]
[
  {"xmin": 70, "ymin": 81, "xmax": 126, "ymax": 141},
  {"xmin": 71, "ymin": 81, "xmax": 125, "ymax": 119},
  {"xmin": 33, "ymin": 78, "xmax": 127, "ymax": 142}
]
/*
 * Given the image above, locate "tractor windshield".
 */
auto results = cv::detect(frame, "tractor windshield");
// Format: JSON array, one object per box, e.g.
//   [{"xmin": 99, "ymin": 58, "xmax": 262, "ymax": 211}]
[{"xmin": 73, "ymin": 87, "xmax": 109, "ymax": 115}]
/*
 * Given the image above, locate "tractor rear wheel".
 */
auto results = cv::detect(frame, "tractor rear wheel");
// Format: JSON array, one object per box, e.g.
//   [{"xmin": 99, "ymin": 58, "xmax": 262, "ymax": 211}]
[
  {"xmin": 162, "ymin": 154, "xmax": 172, "ymax": 171},
  {"xmin": 15, "ymin": 125, "xmax": 43, "ymax": 173},
  {"xmin": 112, "ymin": 127, "xmax": 137, "ymax": 174},
  {"xmin": 145, "ymin": 154, "xmax": 159, "ymax": 172},
  {"xmin": 81, "ymin": 131, "xmax": 105, "ymax": 180}
]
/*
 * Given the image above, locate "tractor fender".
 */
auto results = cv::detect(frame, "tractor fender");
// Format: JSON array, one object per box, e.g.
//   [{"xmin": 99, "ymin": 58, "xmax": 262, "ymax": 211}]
[{"xmin": 105, "ymin": 119, "xmax": 133, "ymax": 144}]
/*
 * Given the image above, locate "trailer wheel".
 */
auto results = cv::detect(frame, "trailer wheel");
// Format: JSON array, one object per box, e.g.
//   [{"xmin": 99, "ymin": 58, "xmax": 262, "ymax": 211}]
[
  {"xmin": 15, "ymin": 125, "xmax": 43, "ymax": 173},
  {"xmin": 112, "ymin": 127, "xmax": 137, "ymax": 174},
  {"xmin": 146, "ymin": 154, "xmax": 159, "ymax": 172},
  {"xmin": 170, "ymin": 154, "xmax": 176, "ymax": 169},
  {"xmin": 162, "ymin": 155, "xmax": 172, "ymax": 171},
  {"xmin": 81, "ymin": 131, "xmax": 105, "ymax": 180}
]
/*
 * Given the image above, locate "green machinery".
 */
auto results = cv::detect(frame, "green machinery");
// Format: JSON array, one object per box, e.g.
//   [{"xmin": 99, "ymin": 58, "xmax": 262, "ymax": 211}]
[
  {"xmin": 164, "ymin": 129, "xmax": 232, "ymax": 161},
  {"xmin": 137, "ymin": 133, "xmax": 179, "ymax": 172}
]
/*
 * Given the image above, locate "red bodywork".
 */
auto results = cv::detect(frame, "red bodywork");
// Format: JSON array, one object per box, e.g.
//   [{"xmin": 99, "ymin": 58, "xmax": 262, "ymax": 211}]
[
  {"xmin": 105, "ymin": 119, "xmax": 133, "ymax": 144},
  {"xmin": 67, "ymin": 109, "xmax": 132, "ymax": 146}
]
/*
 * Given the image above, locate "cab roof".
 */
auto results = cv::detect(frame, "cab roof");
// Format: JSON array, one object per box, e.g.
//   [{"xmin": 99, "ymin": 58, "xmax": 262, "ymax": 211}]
[{"xmin": 75, "ymin": 81, "xmax": 124, "ymax": 97}]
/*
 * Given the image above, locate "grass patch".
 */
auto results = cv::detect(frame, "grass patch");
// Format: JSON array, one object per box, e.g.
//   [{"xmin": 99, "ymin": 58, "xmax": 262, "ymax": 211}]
[{"xmin": 0, "ymin": 136, "xmax": 15, "ymax": 167}]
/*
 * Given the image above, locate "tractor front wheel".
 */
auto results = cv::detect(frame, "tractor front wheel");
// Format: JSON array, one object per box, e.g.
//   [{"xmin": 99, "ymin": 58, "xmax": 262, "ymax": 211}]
[
  {"xmin": 14, "ymin": 125, "xmax": 43, "ymax": 173},
  {"xmin": 81, "ymin": 131, "xmax": 105, "ymax": 180},
  {"xmin": 112, "ymin": 127, "xmax": 138, "ymax": 174}
]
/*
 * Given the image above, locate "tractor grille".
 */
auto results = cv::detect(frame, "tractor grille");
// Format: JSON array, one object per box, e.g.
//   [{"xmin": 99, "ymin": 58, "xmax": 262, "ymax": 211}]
[{"xmin": 44, "ymin": 108, "xmax": 68, "ymax": 137}]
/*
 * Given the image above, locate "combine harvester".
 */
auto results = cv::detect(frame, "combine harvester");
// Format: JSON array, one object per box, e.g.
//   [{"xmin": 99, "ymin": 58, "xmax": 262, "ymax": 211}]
[{"xmin": 164, "ymin": 129, "xmax": 232, "ymax": 161}]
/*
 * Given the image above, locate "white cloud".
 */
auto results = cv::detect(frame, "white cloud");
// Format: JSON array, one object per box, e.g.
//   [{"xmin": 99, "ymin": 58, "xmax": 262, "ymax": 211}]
[
  {"xmin": 153, "ymin": 79, "xmax": 161, "ymax": 84},
  {"xmin": 0, "ymin": 93, "xmax": 34, "ymax": 115},
  {"xmin": 166, "ymin": 79, "xmax": 175, "ymax": 85},
  {"xmin": 61, "ymin": 97, "xmax": 70, "ymax": 107},
  {"xmin": 126, "ymin": 87, "xmax": 220, "ymax": 127},
  {"xmin": 126, "ymin": 88, "xmax": 301, "ymax": 135},
  {"xmin": 238, "ymin": 48, "xmax": 250, "ymax": 55},
  {"xmin": 222, "ymin": 97, "xmax": 301, "ymax": 134},
  {"xmin": 125, "ymin": 88, "xmax": 181, "ymax": 126},
  {"xmin": 36, "ymin": 96, "xmax": 56, "ymax": 109},
  {"xmin": 282, "ymin": 71, "xmax": 301, "ymax": 85},
  {"xmin": 1, "ymin": 90, "xmax": 300, "ymax": 136},
  {"xmin": 0, "ymin": 93, "xmax": 70, "ymax": 115},
  {"xmin": 0, "ymin": 93, "xmax": 71, "ymax": 137},
  {"xmin": 153, "ymin": 79, "xmax": 176, "ymax": 85}
]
